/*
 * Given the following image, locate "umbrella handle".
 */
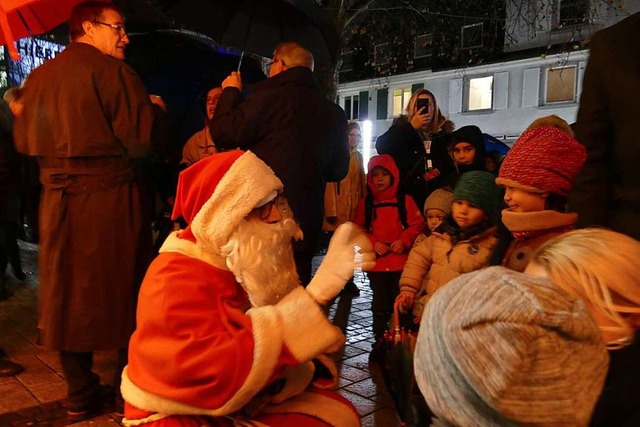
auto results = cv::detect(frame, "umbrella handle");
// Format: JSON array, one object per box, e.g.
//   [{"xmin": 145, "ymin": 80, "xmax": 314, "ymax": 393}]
[{"xmin": 393, "ymin": 301, "xmax": 401, "ymax": 335}]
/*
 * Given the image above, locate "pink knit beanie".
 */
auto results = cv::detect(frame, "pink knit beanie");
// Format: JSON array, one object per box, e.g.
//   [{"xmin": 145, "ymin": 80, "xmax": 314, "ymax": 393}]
[{"xmin": 496, "ymin": 116, "xmax": 586, "ymax": 197}]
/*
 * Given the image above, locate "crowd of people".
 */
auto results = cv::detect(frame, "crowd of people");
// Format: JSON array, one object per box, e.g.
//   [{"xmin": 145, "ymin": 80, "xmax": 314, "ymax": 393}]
[{"xmin": 0, "ymin": 1, "xmax": 638, "ymax": 426}]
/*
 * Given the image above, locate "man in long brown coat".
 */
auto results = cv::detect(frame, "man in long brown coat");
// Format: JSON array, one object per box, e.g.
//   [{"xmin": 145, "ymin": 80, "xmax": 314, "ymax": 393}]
[{"xmin": 13, "ymin": 1, "xmax": 166, "ymax": 420}]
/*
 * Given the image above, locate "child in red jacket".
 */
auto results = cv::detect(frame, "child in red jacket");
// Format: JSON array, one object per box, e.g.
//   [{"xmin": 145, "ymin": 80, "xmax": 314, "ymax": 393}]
[{"xmin": 354, "ymin": 154, "xmax": 425, "ymax": 345}]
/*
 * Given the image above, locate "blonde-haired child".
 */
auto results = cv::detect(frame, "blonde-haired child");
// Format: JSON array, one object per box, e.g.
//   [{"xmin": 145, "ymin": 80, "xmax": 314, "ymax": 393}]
[{"xmin": 527, "ymin": 228, "xmax": 640, "ymax": 426}]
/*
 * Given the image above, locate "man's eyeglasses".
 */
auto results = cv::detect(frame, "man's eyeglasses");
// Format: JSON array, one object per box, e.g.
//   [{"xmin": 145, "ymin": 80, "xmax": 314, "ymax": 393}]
[
  {"xmin": 94, "ymin": 21, "xmax": 127, "ymax": 36},
  {"xmin": 267, "ymin": 59, "xmax": 286, "ymax": 68}
]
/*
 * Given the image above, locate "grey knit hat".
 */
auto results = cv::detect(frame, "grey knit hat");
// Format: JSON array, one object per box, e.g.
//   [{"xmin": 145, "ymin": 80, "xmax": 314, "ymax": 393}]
[
  {"xmin": 424, "ymin": 189, "xmax": 454, "ymax": 216},
  {"xmin": 453, "ymin": 171, "xmax": 504, "ymax": 226},
  {"xmin": 414, "ymin": 267, "xmax": 609, "ymax": 427}
]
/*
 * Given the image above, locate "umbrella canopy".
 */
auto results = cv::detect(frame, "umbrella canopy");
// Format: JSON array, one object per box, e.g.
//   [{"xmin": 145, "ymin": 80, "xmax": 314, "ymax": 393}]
[
  {"xmin": 158, "ymin": 0, "xmax": 340, "ymax": 65},
  {"xmin": 482, "ymin": 133, "xmax": 511, "ymax": 155},
  {"xmin": 0, "ymin": 0, "xmax": 84, "ymax": 60},
  {"xmin": 126, "ymin": 30, "xmax": 266, "ymax": 150}
]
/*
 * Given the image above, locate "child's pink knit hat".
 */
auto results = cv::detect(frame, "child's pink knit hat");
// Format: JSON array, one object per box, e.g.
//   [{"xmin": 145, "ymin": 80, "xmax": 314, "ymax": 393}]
[{"xmin": 496, "ymin": 116, "xmax": 586, "ymax": 197}]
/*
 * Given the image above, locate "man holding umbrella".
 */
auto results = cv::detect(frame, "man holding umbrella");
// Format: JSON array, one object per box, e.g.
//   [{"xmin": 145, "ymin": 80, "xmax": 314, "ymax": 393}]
[
  {"xmin": 210, "ymin": 42, "xmax": 349, "ymax": 286},
  {"xmin": 14, "ymin": 1, "xmax": 166, "ymax": 420}
]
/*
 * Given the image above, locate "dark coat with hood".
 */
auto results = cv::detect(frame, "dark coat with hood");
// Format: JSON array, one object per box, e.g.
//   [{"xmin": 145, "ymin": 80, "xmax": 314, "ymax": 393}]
[
  {"xmin": 569, "ymin": 12, "xmax": 640, "ymax": 240},
  {"xmin": 210, "ymin": 67, "xmax": 349, "ymax": 254},
  {"xmin": 375, "ymin": 117, "xmax": 454, "ymax": 209}
]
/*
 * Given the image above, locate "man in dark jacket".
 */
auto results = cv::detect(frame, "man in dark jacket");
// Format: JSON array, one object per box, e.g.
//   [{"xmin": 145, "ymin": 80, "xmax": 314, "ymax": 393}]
[
  {"xmin": 569, "ymin": 12, "xmax": 640, "ymax": 241},
  {"xmin": 14, "ymin": 1, "xmax": 166, "ymax": 420},
  {"xmin": 210, "ymin": 42, "xmax": 349, "ymax": 285}
]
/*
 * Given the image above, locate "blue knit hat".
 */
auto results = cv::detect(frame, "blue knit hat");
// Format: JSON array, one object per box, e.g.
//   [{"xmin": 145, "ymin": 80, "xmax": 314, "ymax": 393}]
[{"xmin": 453, "ymin": 171, "xmax": 504, "ymax": 225}]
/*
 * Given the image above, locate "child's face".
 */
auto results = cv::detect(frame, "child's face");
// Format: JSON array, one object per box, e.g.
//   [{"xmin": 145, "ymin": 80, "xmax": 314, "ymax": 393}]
[
  {"xmin": 452, "ymin": 142, "xmax": 476, "ymax": 166},
  {"xmin": 425, "ymin": 209, "xmax": 446, "ymax": 232},
  {"xmin": 504, "ymin": 186, "xmax": 546, "ymax": 212},
  {"xmin": 371, "ymin": 167, "xmax": 392, "ymax": 191},
  {"xmin": 452, "ymin": 199, "xmax": 487, "ymax": 228}
]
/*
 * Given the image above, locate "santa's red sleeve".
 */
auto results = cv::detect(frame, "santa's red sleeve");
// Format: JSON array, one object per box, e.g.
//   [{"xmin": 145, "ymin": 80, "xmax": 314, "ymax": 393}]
[{"xmin": 121, "ymin": 242, "xmax": 344, "ymax": 417}]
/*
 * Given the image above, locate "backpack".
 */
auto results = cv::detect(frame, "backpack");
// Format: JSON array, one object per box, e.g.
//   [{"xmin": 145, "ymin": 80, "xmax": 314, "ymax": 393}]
[{"xmin": 364, "ymin": 190, "xmax": 408, "ymax": 232}]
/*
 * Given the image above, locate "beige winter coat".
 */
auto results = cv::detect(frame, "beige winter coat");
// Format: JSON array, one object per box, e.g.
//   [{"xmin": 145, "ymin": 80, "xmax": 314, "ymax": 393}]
[{"xmin": 400, "ymin": 227, "xmax": 498, "ymax": 317}]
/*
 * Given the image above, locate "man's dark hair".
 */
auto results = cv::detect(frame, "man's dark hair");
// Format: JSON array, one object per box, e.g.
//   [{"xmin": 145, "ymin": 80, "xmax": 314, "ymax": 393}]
[{"xmin": 68, "ymin": 1, "xmax": 124, "ymax": 41}]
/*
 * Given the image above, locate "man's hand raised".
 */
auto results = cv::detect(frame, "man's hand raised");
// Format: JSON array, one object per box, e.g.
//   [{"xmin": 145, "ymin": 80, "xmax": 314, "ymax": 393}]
[{"xmin": 222, "ymin": 72, "xmax": 242, "ymax": 91}]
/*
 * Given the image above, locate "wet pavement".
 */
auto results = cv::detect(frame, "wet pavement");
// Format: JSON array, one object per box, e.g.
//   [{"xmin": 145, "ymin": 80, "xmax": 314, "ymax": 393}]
[{"xmin": 0, "ymin": 242, "xmax": 406, "ymax": 426}]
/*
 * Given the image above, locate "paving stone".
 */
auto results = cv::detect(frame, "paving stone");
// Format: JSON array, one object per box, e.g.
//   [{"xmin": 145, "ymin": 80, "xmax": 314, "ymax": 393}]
[
  {"xmin": 0, "ymin": 380, "xmax": 38, "ymax": 412},
  {"xmin": 28, "ymin": 381, "xmax": 67, "ymax": 404},
  {"xmin": 339, "ymin": 365, "xmax": 371, "ymax": 383},
  {"xmin": 335, "ymin": 389, "xmax": 380, "ymax": 417},
  {"xmin": 12, "ymin": 355, "xmax": 63, "ymax": 387},
  {"xmin": 344, "ymin": 377, "xmax": 385, "ymax": 398},
  {"xmin": 69, "ymin": 415, "xmax": 120, "ymax": 426},
  {"xmin": 361, "ymin": 407, "xmax": 402, "ymax": 427},
  {"xmin": 342, "ymin": 352, "xmax": 372, "ymax": 372}
]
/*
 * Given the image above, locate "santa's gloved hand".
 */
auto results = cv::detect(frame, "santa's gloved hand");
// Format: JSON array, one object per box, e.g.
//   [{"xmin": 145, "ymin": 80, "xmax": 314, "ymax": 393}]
[{"xmin": 307, "ymin": 222, "xmax": 375, "ymax": 305}]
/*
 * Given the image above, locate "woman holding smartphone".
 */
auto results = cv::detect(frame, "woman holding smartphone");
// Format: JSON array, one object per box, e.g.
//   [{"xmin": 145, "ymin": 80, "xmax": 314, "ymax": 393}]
[{"xmin": 376, "ymin": 89, "xmax": 453, "ymax": 208}]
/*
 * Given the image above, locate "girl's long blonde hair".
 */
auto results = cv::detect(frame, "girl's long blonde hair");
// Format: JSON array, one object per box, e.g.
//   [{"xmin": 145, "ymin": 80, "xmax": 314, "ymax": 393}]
[
  {"xmin": 532, "ymin": 228, "xmax": 640, "ymax": 349},
  {"xmin": 406, "ymin": 88, "xmax": 448, "ymax": 135}
]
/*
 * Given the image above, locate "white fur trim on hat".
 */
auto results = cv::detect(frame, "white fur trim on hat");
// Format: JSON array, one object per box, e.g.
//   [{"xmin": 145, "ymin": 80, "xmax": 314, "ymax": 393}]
[{"xmin": 190, "ymin": 151, "xmax": 283, "ymax": 254}]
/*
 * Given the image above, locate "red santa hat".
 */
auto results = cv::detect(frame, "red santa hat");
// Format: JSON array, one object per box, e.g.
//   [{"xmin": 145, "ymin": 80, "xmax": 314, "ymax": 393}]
[
  {"xmin": 172, "ymin": 150, "xmax": 283, "ymax": 252},
  {"xmin": 496, "ymin": 116, "xmax": 586, "ymax": 197}
]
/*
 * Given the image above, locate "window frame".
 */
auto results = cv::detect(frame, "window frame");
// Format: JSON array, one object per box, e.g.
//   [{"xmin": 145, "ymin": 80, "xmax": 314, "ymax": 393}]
[
  {"xmin": 391, "ymin": 87, "xmax": 412, "ymax": 117},
  {"xmin": 343, "ymin": 94, "xmax": 360, "ymax": 120},
  {"xmin": 464, "ymin": 74, "xmax": 494, "ymax": 112},
  {"xmin": 543, "ymin": 64, "xmax": 578, "ymax": 104},
  {"xmin": 414, "ymin": 33, "xmax": 433, "ymax": 59},
  {"xmin": 461, "ymin": 22, "xmax": 484, "ymax": 49}
]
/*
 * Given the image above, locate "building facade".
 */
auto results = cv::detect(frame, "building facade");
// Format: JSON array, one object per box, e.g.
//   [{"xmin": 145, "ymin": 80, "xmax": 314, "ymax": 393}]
[{"xmin": 338, "ymin": 0, "xmax": 640, "ymax": 152}]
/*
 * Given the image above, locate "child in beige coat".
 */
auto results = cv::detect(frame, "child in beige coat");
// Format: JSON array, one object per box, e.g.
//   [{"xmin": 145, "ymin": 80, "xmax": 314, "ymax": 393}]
[{"xmin": 397, "ymin": 171, "xmax": 503, "ymax": 317}]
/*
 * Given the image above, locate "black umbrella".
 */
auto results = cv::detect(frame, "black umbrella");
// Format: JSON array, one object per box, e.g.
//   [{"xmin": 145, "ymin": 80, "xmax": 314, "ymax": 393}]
[
  {"xmin": 125, "ymin": 30, "xmax": 266, "ymax": 146},
  {"xmin": 156, "ymin": 0, "xmax": 340, "ymax": 65}
]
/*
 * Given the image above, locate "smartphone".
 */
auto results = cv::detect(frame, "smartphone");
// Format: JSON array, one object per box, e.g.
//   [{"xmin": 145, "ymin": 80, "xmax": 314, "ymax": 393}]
[{"xmin": 416, "ymin": 98, "xmax": 430, "ymax": 114}]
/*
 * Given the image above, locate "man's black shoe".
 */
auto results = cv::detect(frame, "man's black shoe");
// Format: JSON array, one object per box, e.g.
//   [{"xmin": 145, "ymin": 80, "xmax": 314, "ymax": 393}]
[
  {"xmin": 66, "ymin": 384, "xmax": 116, "ymax": 421},
  {"xmin": 0, "ymin": 359, "xmax": 24, "ymax": 377}
]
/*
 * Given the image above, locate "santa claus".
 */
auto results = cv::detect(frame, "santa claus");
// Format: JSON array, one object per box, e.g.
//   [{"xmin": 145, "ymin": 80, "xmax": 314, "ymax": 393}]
[{"xmin": 121, "ymin": 150, "xmax": 374, "ymax": 426}]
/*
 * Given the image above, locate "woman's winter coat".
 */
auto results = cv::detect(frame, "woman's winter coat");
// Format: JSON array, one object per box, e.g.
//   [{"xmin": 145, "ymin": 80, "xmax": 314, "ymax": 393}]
[
  {"xmin": 376, "ymin": 119, "xmax": 454, "ymax": 208},
  {"xmin": 323, "ymin": 148, "xmax": 366, "ymax": 231}
]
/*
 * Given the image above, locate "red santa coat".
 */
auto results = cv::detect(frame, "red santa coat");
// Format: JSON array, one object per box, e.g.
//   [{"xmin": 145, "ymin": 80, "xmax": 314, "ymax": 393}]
[{"xmin": 122, "ymin": 234, "xmax": 360, "ymax": 426}]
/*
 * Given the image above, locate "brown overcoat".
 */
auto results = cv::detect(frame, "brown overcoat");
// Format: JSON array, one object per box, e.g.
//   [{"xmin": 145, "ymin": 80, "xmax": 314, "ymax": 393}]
[{"xmin": 14, "ymin": 42, "xmax": 162, "ymax": 352}]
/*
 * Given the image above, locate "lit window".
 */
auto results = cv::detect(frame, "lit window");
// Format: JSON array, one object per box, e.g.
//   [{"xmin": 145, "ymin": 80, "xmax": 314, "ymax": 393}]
[
  {"xmin": 392, "ymin": 87, "xmax": 412, "ymax": 116},
  {"xmin": 467, "ymin": 76, "xmax": 493, "ymax": 111},
  {"xmin": 545, "ymin": 66, "xmax": 577, "ymax": 103}
]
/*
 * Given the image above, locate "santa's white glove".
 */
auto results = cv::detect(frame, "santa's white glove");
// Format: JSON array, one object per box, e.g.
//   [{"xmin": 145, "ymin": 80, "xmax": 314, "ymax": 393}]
[{"xmin": 307, "ymin": 222, "xmax": 375, "ymax": 305}]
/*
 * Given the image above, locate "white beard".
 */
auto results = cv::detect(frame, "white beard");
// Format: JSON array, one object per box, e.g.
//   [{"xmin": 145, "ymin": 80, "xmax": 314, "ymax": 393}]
[{"xmin": 221, "ymin": 218, "xmax": 300, "ymax": 307}]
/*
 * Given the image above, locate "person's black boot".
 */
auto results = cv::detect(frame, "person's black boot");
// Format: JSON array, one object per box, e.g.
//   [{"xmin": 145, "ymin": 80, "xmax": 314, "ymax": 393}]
[
  {"xmin": 0, "ymin": 349, "xmax": 24, "ymax": 377},
  {"xmin": 340, "ymin": 280, "xmax": 360, "ymax": 297}
]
